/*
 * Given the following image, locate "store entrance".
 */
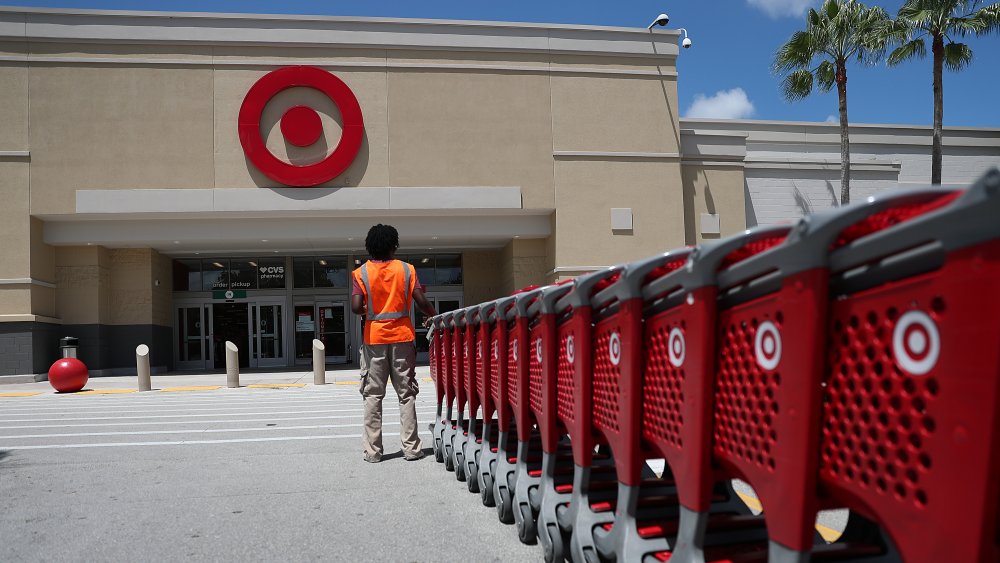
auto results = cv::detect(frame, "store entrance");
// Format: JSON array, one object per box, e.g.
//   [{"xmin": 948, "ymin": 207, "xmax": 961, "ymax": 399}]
[{"xmin": 213, "ymin": 303, "xmax": 250, "ymax": 369}]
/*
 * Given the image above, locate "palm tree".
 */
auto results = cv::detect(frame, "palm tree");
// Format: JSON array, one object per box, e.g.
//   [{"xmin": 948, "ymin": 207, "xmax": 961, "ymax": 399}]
[
  {"xmin": 887, "ymin": 1, "xmax": 1000, "ymax": 185},
  {"xmin": 773, "ymin": 0, "xmax": 891, "ymax": 205}
]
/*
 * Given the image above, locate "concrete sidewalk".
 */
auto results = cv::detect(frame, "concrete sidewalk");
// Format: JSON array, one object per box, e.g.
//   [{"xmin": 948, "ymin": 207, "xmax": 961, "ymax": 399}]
[{"xmin": 0, "ymin": 365, "xmax": 408, "ymax": 396}]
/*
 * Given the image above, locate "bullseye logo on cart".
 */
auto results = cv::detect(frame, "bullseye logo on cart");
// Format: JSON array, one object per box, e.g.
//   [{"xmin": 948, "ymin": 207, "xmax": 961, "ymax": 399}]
[{"xmin": 239, "ymin": 66, "xmax": 364, "ymax": 187}]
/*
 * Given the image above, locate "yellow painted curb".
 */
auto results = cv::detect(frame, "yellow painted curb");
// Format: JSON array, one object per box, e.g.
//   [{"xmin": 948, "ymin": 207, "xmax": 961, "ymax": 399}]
[
  {"xmin": 815, "ymin": 523, "xmax": 842, "ymax": 543},
  {"xmin": 0, "ymin": 391, "xmax": 43, "ymax": 397},
  {"xmin": 77, "ymin": 389, "xmax": 138, "ymax": 395},
  {"xmin": 160, "ymin": 386, "xmax": 222, "ymax": 392},
  {"xmin": 334, "ymin": 381, "xmax": 357, "ymax": 385},
  {"xmin": 422, "ymin": 377, "xmax": 433, "ymax": 382},
  {"xmin": 736, "ymin": 491, "xmax": 763, "ymax": 512},
  {"xmin": 737, "ymin": 491, "xmax": 843, "ymax": 543},
  {"xmin": 247, "ymin": 383, "xmax": 306, "ymax": 389}
]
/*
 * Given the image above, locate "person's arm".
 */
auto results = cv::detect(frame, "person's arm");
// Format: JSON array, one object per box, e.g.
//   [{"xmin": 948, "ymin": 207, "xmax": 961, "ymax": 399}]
[
  {"xmin": 412, "ymin": 287, "xmax": 437, "ymax": 327},
  {"xmin": 350, "ymin": 275, "xmax": 367, "ymax": 316},
  {"xmin": 350, "ymin": 294, "xmax": 366, "ymax": 316}
]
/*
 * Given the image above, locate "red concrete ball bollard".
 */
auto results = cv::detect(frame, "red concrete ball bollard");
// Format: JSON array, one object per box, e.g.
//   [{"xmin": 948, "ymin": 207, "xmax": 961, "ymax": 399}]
[{"xmin": 48, "ymin": 358, "xmax": 89, "ymax": 393}]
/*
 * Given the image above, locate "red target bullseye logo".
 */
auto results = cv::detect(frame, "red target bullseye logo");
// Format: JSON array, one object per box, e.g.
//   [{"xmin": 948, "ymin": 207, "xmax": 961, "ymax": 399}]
[
  {"xmin": 754, "ymin": 321, "xmax": 781, "ymax": 371},
  {"xmin": 893, "ymin": 311, "xmax": 940, "ymax": 376},
  {"xmin": 566, "ymin": 335, "xmax": 576, "ymax": 364},
  {"xmin": 477, "ymin": 341, "xmax": 482, "ymax": 360},
  {"xmin": 536, "ymin": 338, "xmax": 543, "ymax": 364},
  {"xmin": 668, "ymin": 327, "xmax": 685, "ymax": 368},
  {"xmin": 513, "ymin": 339, "xmax": 519, "ymax": 362},
  {"xmin": 238, "ymin": 66, "xmax": 364, "ymax": 187},
  {"xmin": 609, "ymin": 332, "xmax": 622, "ymax": 367}
]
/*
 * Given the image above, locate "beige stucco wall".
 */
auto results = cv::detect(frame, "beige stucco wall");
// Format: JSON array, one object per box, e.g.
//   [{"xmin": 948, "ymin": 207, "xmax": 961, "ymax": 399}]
[
  {"xmin": 499, "ymin": 238, "xmax": 550, "ymax": 294},
  {"xmin": 55, "ymin": 246, "xmax": 111, "ymax": 325},
  {"xmin": 551, "ymin": 74, "xmax": 679, "ymax": 154},
  {"xmin": 27, "ymin": 65, "xmax": 216, "ymax": 215},
  {"xmin": 462, "ymin": 249, "xmax": 504, "ymax": 305},
  {"xmin": 552, "ymin": 159, "xmax": 685, "ymax": 268},
  {"xmin": 386, "ymin": 68, "xmax": 556, "ymax": 210},
  {"xmin": 53, "ymin": 246, "xmax": 172, "ymax": 326},
  {"xmin": 681, "ymin": 165, "xmax": 747, "ymax": 245}
]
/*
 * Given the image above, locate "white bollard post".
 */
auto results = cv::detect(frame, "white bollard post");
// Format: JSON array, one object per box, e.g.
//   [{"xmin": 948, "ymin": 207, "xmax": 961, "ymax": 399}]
[
  {"xmin": 313, "ymin": 339, "xmax": 326, "ymax": 385},
  {"xmin": 136, "ymin": 344, "xmax": 151, "ymax": 391},
  {"xmin": 225, "ymin": 341, "xmax": 239, "ymax": 388}
]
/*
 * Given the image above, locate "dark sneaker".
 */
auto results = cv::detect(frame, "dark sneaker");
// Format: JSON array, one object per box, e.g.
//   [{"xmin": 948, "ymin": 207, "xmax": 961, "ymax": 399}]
[
  {"xmin": 363, "ymin": 452, "xmax": 382, "ymax": 463},
  {"xmin": 404, "ymin": 451, "xmax": 427, "ymax": 461}
]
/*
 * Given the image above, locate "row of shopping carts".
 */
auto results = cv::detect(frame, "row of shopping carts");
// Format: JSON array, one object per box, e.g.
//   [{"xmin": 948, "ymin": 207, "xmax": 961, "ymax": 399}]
[{"xmin": 425, "ymin": 168, "xmax": 1000, "ymax": 563}]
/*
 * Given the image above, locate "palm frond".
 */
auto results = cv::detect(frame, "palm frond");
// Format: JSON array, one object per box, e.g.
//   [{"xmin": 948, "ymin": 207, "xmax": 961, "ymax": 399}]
[
  {"xmin": 943, "ymin": 41, "xmax": 974, "ymax": 70},
  {"xmin": 816, "ymin": 60, "xmax": 837, "ymax": 92},
  {"xmin": 964, "ymin": 3, "xmax": 1000, "ymax": 34},
  {"xmin": 888, "ymin": 38, "xmax": 928, "ymax": 65},
  {"xmin": 773, "ymin": 31, "xmax": 815, "ymax": 74},
  {"xmin": 780, "ymin": 69, "xmax": 815, "ymax": 101}
]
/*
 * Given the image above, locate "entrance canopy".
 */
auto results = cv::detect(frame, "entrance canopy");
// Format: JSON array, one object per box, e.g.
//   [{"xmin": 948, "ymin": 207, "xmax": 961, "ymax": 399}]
[{"xmin": 41, "ymin": 186, "xmax": 552, "ymax": 253}]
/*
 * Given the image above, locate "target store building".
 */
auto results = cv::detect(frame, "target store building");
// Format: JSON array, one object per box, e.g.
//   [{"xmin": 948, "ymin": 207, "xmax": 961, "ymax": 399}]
[{"xmin": 1, "ymin": 7, "xmax": 998, "ymax": 378}]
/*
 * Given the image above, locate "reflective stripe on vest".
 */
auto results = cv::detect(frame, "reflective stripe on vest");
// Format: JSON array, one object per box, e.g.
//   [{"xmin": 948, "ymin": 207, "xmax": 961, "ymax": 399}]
[{"xmin": 359, "ymin": 261, "xmax": 412, "ymax": 321}]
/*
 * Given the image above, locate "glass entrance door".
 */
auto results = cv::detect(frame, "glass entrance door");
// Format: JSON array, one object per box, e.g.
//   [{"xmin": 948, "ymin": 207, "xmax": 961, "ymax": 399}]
[
  {"xmin": 293, "ymin": 301, "xmax": 348, "ymax": 364},
  {"xmin": 252, "ymin": 301, "xmax": 285, "ymax": 368},
  {"xmin": 317, "ymin": 302, "xmax": 348, "ymax": 363},
  {"xmin": 175, "ymin": 304, "xmax": 209, "ymax": 370}
]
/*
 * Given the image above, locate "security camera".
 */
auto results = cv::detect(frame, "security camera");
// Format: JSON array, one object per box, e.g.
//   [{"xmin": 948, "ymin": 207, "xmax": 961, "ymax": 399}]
[
  {"xmin": 679, "ymin": 29, "xmax": 693, "ymax": 49},
  {"xmin": 647, "ymin": 13, "xmax": 669, "ymax": 29}
]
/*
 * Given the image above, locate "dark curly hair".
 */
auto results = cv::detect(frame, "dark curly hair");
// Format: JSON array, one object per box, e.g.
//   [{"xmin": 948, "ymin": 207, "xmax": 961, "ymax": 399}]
[{"xmin": 365, "ymin": 224, "xmax": 399, "ymax": 260}]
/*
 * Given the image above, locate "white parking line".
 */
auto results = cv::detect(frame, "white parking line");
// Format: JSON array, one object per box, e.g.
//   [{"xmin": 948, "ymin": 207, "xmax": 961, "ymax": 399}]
[
  {"xmin": 0, "ymin": 431, "xmax": 426, "ymax": 450},
  {"xmin": 0, "ymin": 421, "xmax": 405, "ymax": 440},
  {"xmin": 0, "ymin": 409, "xmax": 438, "ymax": 430},
  {"xmin": 0, "ymin": 407, "xmax": 422, "ymax": 423},
  {"xmin": 0, "ymin": 399, "xmax": 378, "ymax": 416}
]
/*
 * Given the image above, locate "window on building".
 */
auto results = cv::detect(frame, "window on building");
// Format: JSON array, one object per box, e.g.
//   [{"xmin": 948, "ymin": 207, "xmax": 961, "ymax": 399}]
[
  {"xmin": 172, "ymin": 259, "xmax": 201, "ymax": 292},
  {"xmin": 257, "ymin": 257, "xmax": 287, "ymax": 289},
  {"xmin": 435, "ymin": 254, "xmax": 463, "ymax": 285},
  {"xmin": 293, "ymin": 257, "xmax": 314, "ymax": 289},
  {"xmin": 203, "ymin": 260, "xmax": 229, "ymax": 291},
  {"xmin": 229, "ymin": 259, "xmax": 258, "ymax": 290},
  {"xmin": 314, "ymin": 257, "xmax": 349, "ymax": 288}
]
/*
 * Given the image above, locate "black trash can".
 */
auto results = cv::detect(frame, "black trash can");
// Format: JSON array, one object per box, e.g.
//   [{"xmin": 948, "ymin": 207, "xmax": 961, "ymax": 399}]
[{"xmin": 60, "ymin": 337, "xmax": 79, "ymax": 359}]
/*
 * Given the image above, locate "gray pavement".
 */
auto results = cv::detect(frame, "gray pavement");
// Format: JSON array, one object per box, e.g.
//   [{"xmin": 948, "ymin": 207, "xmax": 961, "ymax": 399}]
[
  {"xmin": 0, "ymin": 369, "xmax": 541, "ymax": 562},
  {"xmin": 1, "ymin": 367, "xmax": 848, "ymax": 561}
]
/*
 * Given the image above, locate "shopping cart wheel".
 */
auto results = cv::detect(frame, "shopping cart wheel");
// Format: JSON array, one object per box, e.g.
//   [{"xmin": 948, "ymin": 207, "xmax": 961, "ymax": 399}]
[
  {"xmin": 480, "ymin": 471, "xmax": 495, "ymax": 506},
  {"xmin": 540, "ymin": 522, "xmax": 569, "ymax": 563},
  {"xmin": 496, "ymin": 479, "xmax": 515, "ymax": 524},
  {"xmin": 516, "ymin": 503, "xmax": 538, "ymax": 545}
]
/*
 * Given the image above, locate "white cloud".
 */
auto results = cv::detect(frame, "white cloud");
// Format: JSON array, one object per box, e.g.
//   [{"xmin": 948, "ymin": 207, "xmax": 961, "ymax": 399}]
[
  {"xmin": 825, "ymin": 115, "xmax": 837, "ymax": 123},
  {"xmin": 685, "ymin": 88, "xmax": 756, "ymax": 120},
  {"xmin": 747, "ymin": 0, "xmax": 815, "ymax": 18}
]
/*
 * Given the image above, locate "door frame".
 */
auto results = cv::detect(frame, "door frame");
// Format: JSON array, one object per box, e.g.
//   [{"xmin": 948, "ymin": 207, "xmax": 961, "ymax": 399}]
[
  {"xmin": 250, "ymin": 297, "xmax": 286, "ymax": 369},
  {"xmin": 173, "ymin": 301, "xmax": 211, "ymax": 371}
]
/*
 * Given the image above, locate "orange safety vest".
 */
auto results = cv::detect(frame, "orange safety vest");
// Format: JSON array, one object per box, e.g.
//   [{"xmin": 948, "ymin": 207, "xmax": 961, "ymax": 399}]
[{"xmin": 352, "ymin": 260, "xmax": 417, "ymax": 345}]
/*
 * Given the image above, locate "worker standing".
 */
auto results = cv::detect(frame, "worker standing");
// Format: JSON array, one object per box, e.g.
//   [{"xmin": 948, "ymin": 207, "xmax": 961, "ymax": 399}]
[{"xmin": 351, "ymin": 224, "xmax": 438, "ymax": 463}]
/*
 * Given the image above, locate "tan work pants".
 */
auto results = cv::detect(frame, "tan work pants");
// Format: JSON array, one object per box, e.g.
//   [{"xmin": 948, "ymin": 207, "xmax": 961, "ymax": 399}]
[{"xmin": 360, "ymin": 341, "xmax": 422, "ymax": 458}]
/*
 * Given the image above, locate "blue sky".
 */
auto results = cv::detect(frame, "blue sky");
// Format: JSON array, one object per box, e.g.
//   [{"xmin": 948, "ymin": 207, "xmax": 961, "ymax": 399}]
[{"xmin": 10, "ymin": 0, "xmax": 1000, "ymax": 126}]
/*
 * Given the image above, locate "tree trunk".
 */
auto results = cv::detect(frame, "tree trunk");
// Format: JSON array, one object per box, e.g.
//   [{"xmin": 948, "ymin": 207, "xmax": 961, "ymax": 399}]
[
  {"xmin": 837, "ymin": 63, "xmax": 851, "ymax": 205},
  {"xmin": 932, "ymin": 33, "xmax": 944, "ymax": 185}
]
